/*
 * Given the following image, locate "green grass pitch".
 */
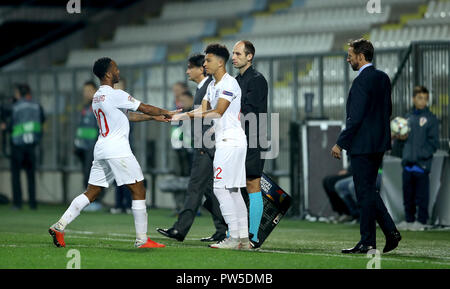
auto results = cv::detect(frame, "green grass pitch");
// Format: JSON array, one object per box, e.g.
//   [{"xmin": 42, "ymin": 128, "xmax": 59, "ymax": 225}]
[{"xmin": 0, "ymin": 204, "xmax": 449, "ymax": 269}]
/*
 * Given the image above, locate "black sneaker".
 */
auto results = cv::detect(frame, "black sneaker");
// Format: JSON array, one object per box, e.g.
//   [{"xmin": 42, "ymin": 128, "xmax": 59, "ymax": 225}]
[
  {"xmin": 249, "ymin": 233, "xmax": 262, "ymax": 249},
  {"xmin": 156, "ymin": 227, "xmax": 184, "ymax": 242}
]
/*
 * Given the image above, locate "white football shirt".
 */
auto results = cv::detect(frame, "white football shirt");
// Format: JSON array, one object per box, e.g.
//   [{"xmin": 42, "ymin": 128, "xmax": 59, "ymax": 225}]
[
  {"xmin": 91, "ymin": 85, "xmax": 141, "ymax": 160},
  {"xmin": 203, "ymin": 73, "xmax": 246, "ymax": 144}
]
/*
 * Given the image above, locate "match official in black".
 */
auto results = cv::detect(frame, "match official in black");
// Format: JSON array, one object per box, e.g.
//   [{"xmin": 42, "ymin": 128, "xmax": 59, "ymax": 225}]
[
  {"xmin": 157, "ymin": 54, "xmax": 227, "ymax": 242},
  {"xmin": 332, "ymin": 39, "xmax": 401, "ymax": 254},
  {"xmin": 233, "ymin": 40, "xmax": 268, "ymax": 247}
]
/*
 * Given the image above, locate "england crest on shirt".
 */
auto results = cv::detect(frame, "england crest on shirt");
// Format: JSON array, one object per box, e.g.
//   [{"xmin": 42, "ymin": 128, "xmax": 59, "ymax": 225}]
[{"xmin": 420, "ymin": 117, "xmax": 427, "ymax": 127}]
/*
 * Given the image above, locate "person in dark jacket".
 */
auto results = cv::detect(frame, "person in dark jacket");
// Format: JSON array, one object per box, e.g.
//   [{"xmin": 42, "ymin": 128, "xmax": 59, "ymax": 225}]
[
  {"xmin": 157, "ymin": 54, "xmax": 227, "ymax": 243},
  {"xmin": 322, "ymin": 168, "xmax": 353, "ymax": 222},
  {"xmin": 394, "ymin": 86, "xmax": 439, "ymax": 231},
  {"xmin": 110, "ymin": 78, "xmax": 133, "ymax": 214},
  {"xmin": 9, "ymin": 84, "xmax": 45, "ymax": 210},
  {"xmin": 331, "ymin": 39, "xmax": 401, "ymax": 254},
  {"xmin": 233, "ymin": 40, "xmax": 268, "ymax": 247},
  {"xmin": 74, "ymin": 81, "xmax": 98, "ymax": 189},
  {"xmin": 74, "ymin": 81, "xmax": 104, "ymax": 212}
]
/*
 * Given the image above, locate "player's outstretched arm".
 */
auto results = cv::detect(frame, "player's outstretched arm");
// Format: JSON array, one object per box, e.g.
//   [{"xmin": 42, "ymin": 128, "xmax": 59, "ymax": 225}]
[
  {"xmin": 172, "ymin": 99, "xmax": 229, "ymax": 122},
  {"xmin": 171, "ymin": 106, "xmax": 203, "ymax": 121},
  {"xmin": 201, "ymin": 98, "xmax": 230, "ymax": 119},
  {"xmin": 127, "ymin": 112, "xmax": 170, "ymax": 123},
  {"xmin": 137, "ymin": 103, "xmax": 180, "ymax": 119}
]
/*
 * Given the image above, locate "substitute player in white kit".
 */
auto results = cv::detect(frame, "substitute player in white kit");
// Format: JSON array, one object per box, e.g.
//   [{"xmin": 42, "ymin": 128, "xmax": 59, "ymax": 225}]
[
  {"xmin": 49, "ymin": 57, "xmax": 178, "ymax": 248},
  {"xmin": 172, "ymin": 44, "xmax": 249, "ymax": 249}
]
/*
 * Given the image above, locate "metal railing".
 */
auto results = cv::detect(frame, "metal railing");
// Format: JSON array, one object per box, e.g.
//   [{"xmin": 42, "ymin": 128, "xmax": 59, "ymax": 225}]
[
  {"xmin": 391, "ymin": 41, "xmax": 450, "ymax": 150},
  {"xmin": 0, "ymin": 43, "xmax": 448, "ymax": 179}
]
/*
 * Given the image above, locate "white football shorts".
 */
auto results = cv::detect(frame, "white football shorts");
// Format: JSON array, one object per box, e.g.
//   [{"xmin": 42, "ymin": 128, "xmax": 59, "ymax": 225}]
[
  {"xmin": 88, "ymin": 155, "xmax": 144, "ymax": 188},
  {"xmin": 213, "ymin": 141, "xmax": 247, "ymax": 189}
]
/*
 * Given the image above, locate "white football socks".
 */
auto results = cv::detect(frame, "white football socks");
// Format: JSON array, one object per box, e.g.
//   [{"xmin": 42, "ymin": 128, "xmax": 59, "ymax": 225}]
[
  {"xmin": 132, "ymin": 200, "xmax": 148, "ymax": 242},
  {"xmin": 214, "ymin": 187, "xmax": 240, "ymax": 239},
  {"xmin": 57, "ymin": 193, "xmax": 90, "ymax": 230},
  {"xmin": 230, "ymin": 188, "xmax": 249, "ymax": 239}
]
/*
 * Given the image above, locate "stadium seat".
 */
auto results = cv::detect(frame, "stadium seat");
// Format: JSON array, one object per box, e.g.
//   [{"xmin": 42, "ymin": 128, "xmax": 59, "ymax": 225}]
[
  {"xmin": 160, "ymin": 0, "xmax": 267, "ymax": 20},
  {"xmin": 302, "ymin": 0, "xmax": 425, "ymax": 9},
  {"xmin": 111, "ymin": 20, "xmax": 217, "ymax": 45},
  {"xmin": 66, "ymin": 45, "xmax": 167, "ymax": 67},
  {"xmin": 197, "ymin": 34, "xmax": 334, "ymax": 56},
  {"xmin": 371, "ymin": 25, "xmax": 450, "ymax": 49},
  {"xmin": 245, "ymin": 6, "xmax": 390, "ymax": 36}
]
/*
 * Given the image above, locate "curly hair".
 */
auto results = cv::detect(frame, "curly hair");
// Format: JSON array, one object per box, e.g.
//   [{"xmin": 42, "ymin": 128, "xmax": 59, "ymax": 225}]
[
  {"xmin": 93, "ymin": 57, "xmax": 112, "ymax": 80},
  {"xmin": 204, "ymin": 43, "xmax": 230, "ymax": 63}
]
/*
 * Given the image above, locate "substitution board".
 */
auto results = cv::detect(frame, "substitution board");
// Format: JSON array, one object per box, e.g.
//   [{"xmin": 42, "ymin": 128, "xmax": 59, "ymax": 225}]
[{"xmin": 256, "ymin": 173, "xmax": 292, "ymax": 246}]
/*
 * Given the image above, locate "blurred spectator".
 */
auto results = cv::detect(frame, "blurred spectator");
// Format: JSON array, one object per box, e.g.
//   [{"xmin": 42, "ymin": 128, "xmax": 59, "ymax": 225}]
[
  {"xmin": 110, "ymin": 78, "xmax": 133, "ymax": 214},
  {"xmin": 173, "ymin": 90, "xmax": 194, "ymax": 176},
  {"xmin": 335, "ymin": 168, "xmax": 383, "ymax": 223},
  {"xmin": 172, "ymin": 82, "xmax": 189, "ymax": 110},
  {"xmin": 394, "ymin": 86, "xmax": 439, "ymax": 231},
  {"xmin": 74, "ymin": 81, "xmax": 98, "ymax": 189},
  {"xmin": 334, "ymin": 176, "xmax": 358, "ymax": 223},
  {"xmin": 321, "ymin": 168, "xmax": 352, "ymax": 222},
  {"xmin": 1, "ymin": 93, "xmax": 13, "ymax": 157},
  {"xmin": 74, "ymin": 81, "xmax": 103, "ymax": 212},
  {"xmin": 169, "ymin": 87, "xmax": 194, "ymax": 215},
  {"xmin": 8, "ymin": 84, "xmax": 45, "ymax": 210}
]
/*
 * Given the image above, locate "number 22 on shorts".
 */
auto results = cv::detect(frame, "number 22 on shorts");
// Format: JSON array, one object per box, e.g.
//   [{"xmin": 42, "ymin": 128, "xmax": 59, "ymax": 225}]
[{"xmin": 215, "ymin": 167, "xmax": 223, "ymax": 179}]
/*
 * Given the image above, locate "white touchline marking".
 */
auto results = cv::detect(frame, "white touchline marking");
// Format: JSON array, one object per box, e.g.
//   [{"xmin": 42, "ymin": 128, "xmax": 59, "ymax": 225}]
[
  {"xmin": 256, "ymin": 249, "xmax": 450, "ymax": 266},
  {"xmin": 2, "ymin": 230, "xmax": 450, "ymax": 266},
  {"xmin": 63, "ymin": 233, "xmax": 450, "ymax": 266},
  {"xmin": 66, "ymin": 229, "xmax": 204, "ymax": 241}
]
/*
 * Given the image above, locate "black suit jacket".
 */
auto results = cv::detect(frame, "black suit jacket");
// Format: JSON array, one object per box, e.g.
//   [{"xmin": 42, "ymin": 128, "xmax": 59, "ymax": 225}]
[
  {"xmin": 194, "ymin": 76, "xmax": 212, "ymax": 106},
  {"xmin": 192, "ymin": 76, "xmax": 213, "ymax": 150},
  {"xmin": 336, "ymin": 65, "xmax": 392, "ymax": 155}
]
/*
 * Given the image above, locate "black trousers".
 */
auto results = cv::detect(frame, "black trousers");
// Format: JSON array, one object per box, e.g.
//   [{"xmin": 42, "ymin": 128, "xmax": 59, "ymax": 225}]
[
  {"xmin": 75, "ymin": 148, "xmax": 106, "ymax": 201},
  {"xmin": 74, "ymin": 148, "xmax": 94, "ymax": 188},
  {"xmin": 115, "ymin": 184, "xmax": 132, "ymax": 210},
  {"xmin": 173, "ymin": 148, "xmax": 227, "ymax": 237},
  {"xmin": 11, "ymin": 144, "xmax": 37, "ymax": 209},
  {"xmin": 402, "ymin": 169, "xmax": 429, "ymax": 224},
  {"xmin": 351, "ymin": 153, "xmax": 396, "ymax": 246},
  {"xmin": 322, "ymin": 174, "xmax": 352, "ymax": 215}
]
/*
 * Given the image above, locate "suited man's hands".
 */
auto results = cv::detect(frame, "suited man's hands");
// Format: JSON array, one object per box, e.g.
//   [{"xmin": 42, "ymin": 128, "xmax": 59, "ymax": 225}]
[
  {"xmin": 392, "ymin": 133, "xmax": 408, "ymax": 141},
  {"xmin": 331, "ymin": 144, "xmax": 342, "ymax": 160}
]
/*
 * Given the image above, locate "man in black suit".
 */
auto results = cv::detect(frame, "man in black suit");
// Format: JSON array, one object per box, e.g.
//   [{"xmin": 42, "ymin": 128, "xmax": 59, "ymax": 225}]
[
  {"xmin": 157, "ymin": 54, "xmax": 227, "ymax": 242},
  {"xmin": 331, "ymin": 39, "xmax": 401, "ymax": 254}
]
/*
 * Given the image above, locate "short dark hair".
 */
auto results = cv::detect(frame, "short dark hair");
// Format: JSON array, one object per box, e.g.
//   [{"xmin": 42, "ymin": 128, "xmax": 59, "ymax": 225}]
[
  {"xmin": 188, "ymin": 54, "xmax": 205, "ymax": 68},
  {"xmin": 14, "ymin": 83, "xmax": 31, "ymax": 97},
  {"xmin": 240, "ymin": 40, "xmax": 255, "ymax": 60},
  {"xmin": 188, "ymin": 54, "xmax": 206, "ymax": 76},
  {"xmin": 348, "ymin": 38, "xmax": 374, "ymax": 62},
  {"xmin": 204, "ymin": 43, "xmax": 229, "ymax": 63},
  {"xmin": 84, "ymin": 80, "xmax": 97, "ymax": 90},
  {"xmin": 413, "ymin": 85, "xmax": 429, "ymax": 98},
  {"xmin": 93, "ymin": 57, "xmax": 112, "ymax": 80}
]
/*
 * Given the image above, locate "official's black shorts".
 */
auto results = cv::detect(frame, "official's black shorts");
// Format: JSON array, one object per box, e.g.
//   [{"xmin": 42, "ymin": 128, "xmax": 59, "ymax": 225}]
[{"xmin": 245, "ymin": 147, "xmax": 265, "ymax": 178}]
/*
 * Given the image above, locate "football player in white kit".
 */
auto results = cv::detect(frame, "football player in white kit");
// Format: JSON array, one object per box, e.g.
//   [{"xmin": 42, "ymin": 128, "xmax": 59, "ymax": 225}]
[
  {"xmin": 49, "ymin": 57, "xmax": 178, "ymax": 248},
  {"xmin": 172, "ymin": 44, "xmax": 249, "ymax": 250}
]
